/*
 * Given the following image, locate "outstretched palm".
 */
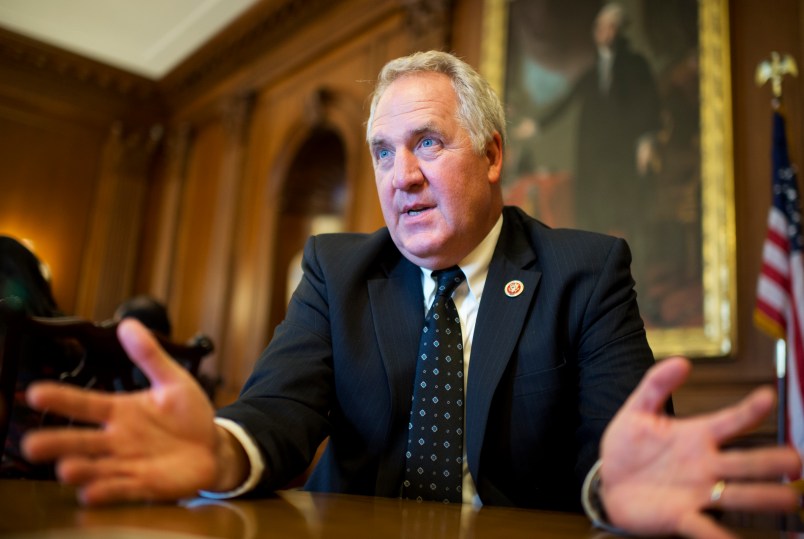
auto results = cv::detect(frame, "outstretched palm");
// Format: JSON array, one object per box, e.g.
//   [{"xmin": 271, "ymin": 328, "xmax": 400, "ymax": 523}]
[
  {"xmin": 600, "ymin": 357, "xmax": 801, "ymax": 539},
  {"xmin": 23, "ymin": 319, "xmax": 219, "ymax": 505}
]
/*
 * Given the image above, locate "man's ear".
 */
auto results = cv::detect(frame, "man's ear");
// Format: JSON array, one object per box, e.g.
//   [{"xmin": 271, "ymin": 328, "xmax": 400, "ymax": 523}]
[{"xmin": 486, "ymin": 132, "xmax": 504, "ymax": 184}]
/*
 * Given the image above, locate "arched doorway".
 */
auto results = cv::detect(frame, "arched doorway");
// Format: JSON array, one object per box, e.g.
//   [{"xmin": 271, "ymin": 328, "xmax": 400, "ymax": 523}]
[{"xmin": 268, "ymin": 125, "xmax": 347, "ymax": 335}]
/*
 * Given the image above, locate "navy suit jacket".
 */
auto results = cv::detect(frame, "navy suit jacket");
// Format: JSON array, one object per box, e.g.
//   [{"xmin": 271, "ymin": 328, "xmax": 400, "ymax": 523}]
[{"xmin": 217, "ymin": 206, "xmax": 655, "ymax": 512}]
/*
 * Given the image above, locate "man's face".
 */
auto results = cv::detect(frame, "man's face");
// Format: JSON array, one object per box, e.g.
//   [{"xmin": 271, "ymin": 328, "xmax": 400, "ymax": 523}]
[
  {"xmin": 368, "ymin": 72, "xmax": 502, "ymax": 269},
  {"xmin": 593, "ymin": 9, "xmax": 618, "ymax": 48}
]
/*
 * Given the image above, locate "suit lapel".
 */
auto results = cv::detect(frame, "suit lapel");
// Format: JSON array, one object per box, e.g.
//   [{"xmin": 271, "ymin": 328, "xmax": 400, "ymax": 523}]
[
  {"xmin": 466, "ymin": 210, "xmax": 541, "ymax": 480},
  {"xmin": 368, "ymin": 254, "xmax": 423, "ymax": 492},
  {"xmin": 368, "ymin": 257, "xmax": 423, "ymax": 410}
]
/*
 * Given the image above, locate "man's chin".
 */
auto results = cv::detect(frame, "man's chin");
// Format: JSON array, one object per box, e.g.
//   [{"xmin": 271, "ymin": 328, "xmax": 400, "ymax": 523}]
[{"xmin": 398, "ymin": 243, "xmax": 452, "ymax": 269}]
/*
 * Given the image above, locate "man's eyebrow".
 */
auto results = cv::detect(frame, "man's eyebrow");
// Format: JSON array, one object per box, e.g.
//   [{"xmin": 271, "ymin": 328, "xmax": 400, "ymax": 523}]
[
  {"xmin": 412, "ymin": 122, "xmax": 440, "ymax": 138},
  {"xmin": 369, "ymin": 123, "xmax": 442, "ymax": 151},
  {"xmin": 368, "ymin": 136, "xmax": 387, "ymax": 151}
]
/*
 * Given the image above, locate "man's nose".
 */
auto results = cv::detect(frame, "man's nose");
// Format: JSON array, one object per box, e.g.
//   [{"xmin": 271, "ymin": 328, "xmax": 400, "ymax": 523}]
[{"xmin": 392, "ymin": 150, "xmax": 424, "ymax": 190}]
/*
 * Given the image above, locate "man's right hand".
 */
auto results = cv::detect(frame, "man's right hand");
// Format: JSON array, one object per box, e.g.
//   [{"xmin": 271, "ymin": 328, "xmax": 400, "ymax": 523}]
[
  {"xmin": 599, "ymin": 356, "xmax": 801, "ymax": 538},
  {"xmin": 22, "ymin": 318, "xmax": 248, "ymax": 505}
]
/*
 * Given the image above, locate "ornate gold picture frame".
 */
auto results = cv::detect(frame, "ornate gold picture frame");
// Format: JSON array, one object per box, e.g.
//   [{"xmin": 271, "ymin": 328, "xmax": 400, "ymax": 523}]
[{"xmin": 482, "ymin": 0, "xmax": 736, "ymax": 358}]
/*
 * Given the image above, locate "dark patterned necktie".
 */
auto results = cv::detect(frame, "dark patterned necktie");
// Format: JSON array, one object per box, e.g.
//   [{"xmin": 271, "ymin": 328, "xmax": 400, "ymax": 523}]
[{"xmin": 402, "ymin": 266, "xmax": 466, "ymax": 503}]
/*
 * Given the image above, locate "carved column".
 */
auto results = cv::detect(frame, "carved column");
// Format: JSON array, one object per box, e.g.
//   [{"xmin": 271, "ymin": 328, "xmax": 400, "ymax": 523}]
[
  {"xmin": 75, "ymin": 122, "xmax": 163, "ymax": 319},
  {"xmin": 150, "ymin": 123, "xmax": 194, "ymax": 301},
  {"xmin": 200, "ymin": 92, "xmax": 256, "ymax": 389}
]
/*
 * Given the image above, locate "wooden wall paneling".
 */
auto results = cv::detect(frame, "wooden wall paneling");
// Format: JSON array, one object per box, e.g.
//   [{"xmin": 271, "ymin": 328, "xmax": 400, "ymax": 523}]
[
  {"xmin": 216, "ymin": 83, "xmax": 322, "ymax": 402},
  {"xmin": 141, "ymin": 124, "xmax": 193, "ymax": 301},
  {"xmin": 202, "ymin": 2, "xmax": 454, "ymax": 400},
  {"xmin": 168, "ymin": 120, "xmax": 228, "ymax": 341},
  {"xmin": 0, "ymin": 27, "xmax": 161, "ymax": 128},
  {"xmin": 796, "ymin": 0, "xmax": 804, "ymax": 110},
  {"xmin": 151, "ymin": 2, "xmax": 415, "ymax": 400},
  {"xmin": 215, "ymin": 54, "xmax": 381, "ymax": 399},
  {"xmin": 400, "ymin": 0, "xmax": 454, "ymax": 53},
  {"xmin": 0, "ymin": 27, "xmax": 163, "ymax": 318},
  {"xmin": 263, "ymin": 123, "xmax": 342, "ymax": 338},
  {"xmin": 151, "ymin": 95, "xmax": 254, "ymax": 402},
  {"xmin": 74, "ymin": 123, "xmax": 163, "ymax": 320},
  {"xmin": 0, "ymin": 104, "xmax": 103, "ymax": 314},
  {"xmin": 216, "ymin": 95, "xmax": 279, "ymax": 403},
  {"xmin": 450, "ymin": 0, "xmax": 486, "ymax": 66},
  {"xmin": 191, "ymin": 94, "xmax": 256, "ymax": 385},
  {"xmin": 227, "ymin": 78, "xmax": 371, "ymax": 404}
]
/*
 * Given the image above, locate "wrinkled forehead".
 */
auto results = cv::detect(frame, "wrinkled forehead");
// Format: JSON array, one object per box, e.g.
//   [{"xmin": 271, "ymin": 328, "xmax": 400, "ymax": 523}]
[
  {"xmin": 370, "ymin": 72, "xmax": 457, "ymax": 133},
  {"xmin": 378, "ymin": 71, "xmax": 455, "ymax": 106}
]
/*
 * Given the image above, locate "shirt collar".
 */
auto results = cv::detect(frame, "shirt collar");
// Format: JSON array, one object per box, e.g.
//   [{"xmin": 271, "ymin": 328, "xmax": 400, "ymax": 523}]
[{"xmin": 421, "ymin": 213, "xmax": 504, "ymax": 302}]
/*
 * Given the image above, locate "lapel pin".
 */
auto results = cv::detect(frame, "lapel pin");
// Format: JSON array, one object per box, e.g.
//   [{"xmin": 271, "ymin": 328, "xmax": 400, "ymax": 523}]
[{"xmin": 504, "ymin": 280, "xmax": 524, "ymax": 297}]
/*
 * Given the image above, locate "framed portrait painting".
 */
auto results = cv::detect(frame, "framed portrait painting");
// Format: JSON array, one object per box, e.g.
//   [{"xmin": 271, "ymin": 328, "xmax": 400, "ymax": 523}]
[{"xmin": 481, "ymin": 0, "xmax": 736, "ymax": 358}]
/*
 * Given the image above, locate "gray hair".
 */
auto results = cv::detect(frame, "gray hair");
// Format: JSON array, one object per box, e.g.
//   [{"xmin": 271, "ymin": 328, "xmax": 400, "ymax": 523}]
[{"xmin": 366, "ymin": 50, "xmax": 507, "ymax": 154}]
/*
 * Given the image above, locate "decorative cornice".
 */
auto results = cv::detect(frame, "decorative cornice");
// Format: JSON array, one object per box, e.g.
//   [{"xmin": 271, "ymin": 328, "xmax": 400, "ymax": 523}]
[
  {"xmin": 0, "ymin": 0, "xmax": 449, "ymax": 122},
  {"xmin": 159, "ymin": 0, "xmax": 335, "ymax": 103},
  {"xmin": 0, "ymin": 27, "xmax": 157, "ymax": 101},
  {"xmin": 106, "ymin": 121, "xmax": 165, "ymax": 176}
]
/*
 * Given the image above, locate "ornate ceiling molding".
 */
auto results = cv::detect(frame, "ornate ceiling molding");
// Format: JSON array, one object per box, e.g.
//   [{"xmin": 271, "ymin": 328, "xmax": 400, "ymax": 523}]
[
  {"xmin": 159, "ymin": 0, "xmax": 335, "ymax": 103},
  {"xmin": 0, "ymin": 27, "xmax": 157, "ymax": 101}
]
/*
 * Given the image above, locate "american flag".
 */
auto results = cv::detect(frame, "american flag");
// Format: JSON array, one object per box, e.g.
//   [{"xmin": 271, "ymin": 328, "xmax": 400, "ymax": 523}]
[{"xmin": 754, "ymin": 111, "xmax": 804, "ymax": 478}]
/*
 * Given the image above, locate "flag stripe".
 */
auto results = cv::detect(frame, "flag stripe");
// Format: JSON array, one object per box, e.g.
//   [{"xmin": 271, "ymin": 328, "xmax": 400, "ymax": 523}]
[
  {"xmin": 756, "ymin": 277, "xmax": 789, "ymax": 312},
  {"xmin": 757, "ymin": 261, "xmax": 790, "ymax": 291}
]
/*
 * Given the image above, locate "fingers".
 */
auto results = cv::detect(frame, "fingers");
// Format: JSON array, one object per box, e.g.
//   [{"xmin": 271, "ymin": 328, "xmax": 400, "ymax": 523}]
[
  {"xmin": 117, "ymin": 319, "xmax": 186, "ymax": 389},
  {"xmin": 623, "ymin": 356, "xmax": 691, "ymax": 414},
  {"xmin": 26, "ymin": 382, "xmax": 113, "ymax": 424},
  {"xmin": 717, "ymin": 446, "xmax": 802, "ymax": 481},
  {"xmin": 710, "ymin": 482, "xmax": 800, "ymax": 513},
  {"xmin": 57, "ymin": 456, "xmax": 102, "ymax": 484},
  {"xmin": 57, "ymin": 455, "xmax": 132, "ymax": 485},
  {"xmin": 706, "ymin": 386, "xmax": 776, "ymax": 443},
  {"xmin": 22, "ymin": 427, "xmax": 108, "ymax": 462}
]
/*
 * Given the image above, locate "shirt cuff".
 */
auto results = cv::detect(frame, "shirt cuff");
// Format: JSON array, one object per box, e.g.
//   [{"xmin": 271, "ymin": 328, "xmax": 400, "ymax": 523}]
[
  {"xmin": 198, "ymin": 417, "xmax": 265, "ymax": 499},
  {"xmin": 581, "ymin": 459, "xmax": 633, "ymax": 536}
]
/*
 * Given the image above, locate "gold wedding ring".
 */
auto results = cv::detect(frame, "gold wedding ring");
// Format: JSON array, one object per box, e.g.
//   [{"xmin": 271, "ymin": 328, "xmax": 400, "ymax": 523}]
[{"xmin": 709, "ymin": 480, "xmax": 726, "ymax": 506}]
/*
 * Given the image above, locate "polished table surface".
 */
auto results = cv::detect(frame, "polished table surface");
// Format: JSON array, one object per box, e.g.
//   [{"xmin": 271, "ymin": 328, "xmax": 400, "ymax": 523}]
[{"xmin": 0, "ymin": 479, "xmax": 799, "ymax": 539}]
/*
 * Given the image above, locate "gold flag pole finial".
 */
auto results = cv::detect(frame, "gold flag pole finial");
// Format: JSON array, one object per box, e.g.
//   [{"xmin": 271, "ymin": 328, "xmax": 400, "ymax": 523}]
[{"xmin": 756, "ymin": 51, "xmax": 798, "ymax": 108}]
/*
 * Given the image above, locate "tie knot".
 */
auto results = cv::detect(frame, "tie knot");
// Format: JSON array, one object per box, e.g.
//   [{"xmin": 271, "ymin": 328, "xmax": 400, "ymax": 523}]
[{"xmin": 432, "ymin": 266, "xmax": 465, "ymax": 297}]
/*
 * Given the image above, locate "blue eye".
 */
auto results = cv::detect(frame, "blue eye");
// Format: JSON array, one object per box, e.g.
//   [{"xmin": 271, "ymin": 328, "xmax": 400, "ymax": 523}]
[
  {"xmin": 421, "ymin": 138, "xmax": 434, "ymax": 148},
  {"xmin": 377, "ymin": 148, "xmax": 391, "ymax": 160}
]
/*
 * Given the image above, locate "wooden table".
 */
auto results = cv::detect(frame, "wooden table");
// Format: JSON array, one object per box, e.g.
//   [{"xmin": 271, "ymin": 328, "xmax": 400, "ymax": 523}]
[{"xmin": 0, "ymin": 479, "xmax": 799, "ymax": 538}]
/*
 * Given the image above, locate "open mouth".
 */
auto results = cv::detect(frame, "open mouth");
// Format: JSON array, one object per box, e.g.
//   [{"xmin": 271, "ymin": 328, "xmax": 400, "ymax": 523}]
[{"xmin": 404, "ymin": 205, "xmax": 433, "ymax": 216}]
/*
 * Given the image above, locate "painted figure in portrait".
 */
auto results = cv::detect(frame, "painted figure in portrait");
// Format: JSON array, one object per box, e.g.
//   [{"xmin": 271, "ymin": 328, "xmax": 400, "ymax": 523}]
[{"xmin": 503, "ymin": 0, "xmax": 701, "ymax": 330}]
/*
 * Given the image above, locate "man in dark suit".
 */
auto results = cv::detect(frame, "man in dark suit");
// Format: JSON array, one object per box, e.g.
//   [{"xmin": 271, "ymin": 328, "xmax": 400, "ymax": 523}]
[
  {"xmin": 221, "ymin": 205, "xmax": 652, "ymax": 511},
  {"xmin": 22, "ymin": 51, "xmax": 800, "ymax": 538}
]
